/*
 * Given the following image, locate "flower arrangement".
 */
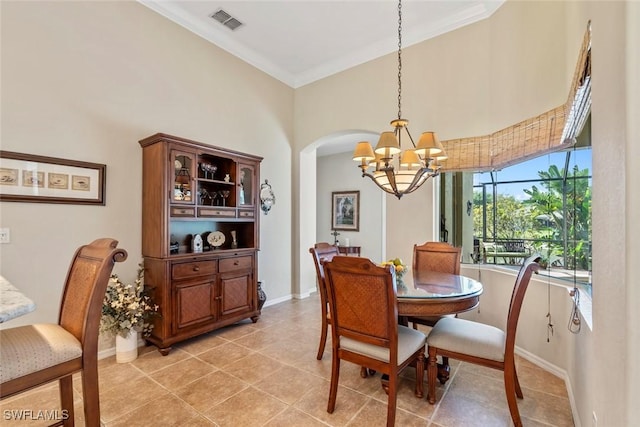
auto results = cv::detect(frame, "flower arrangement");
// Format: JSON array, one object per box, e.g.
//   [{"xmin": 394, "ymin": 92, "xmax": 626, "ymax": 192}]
[
  {"xmin": 380, "ymin": 257, "xmax": 408, "ymax": 285},
  {"xmin": 100, "ymin": 262, "xmax": 159, "ymax": 338}
]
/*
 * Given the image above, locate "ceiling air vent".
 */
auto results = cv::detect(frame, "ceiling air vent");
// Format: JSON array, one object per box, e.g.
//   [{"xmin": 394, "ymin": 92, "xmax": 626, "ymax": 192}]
[{"xmin": 210, "ymin": 9, "xmax": 244, "ymax": 31}]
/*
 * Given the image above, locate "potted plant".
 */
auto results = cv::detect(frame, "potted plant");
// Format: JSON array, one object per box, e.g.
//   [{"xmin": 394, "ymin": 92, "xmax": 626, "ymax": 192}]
[{"xmin": 100, "ymin": 262, "xmax": 158, "ymax": 362}]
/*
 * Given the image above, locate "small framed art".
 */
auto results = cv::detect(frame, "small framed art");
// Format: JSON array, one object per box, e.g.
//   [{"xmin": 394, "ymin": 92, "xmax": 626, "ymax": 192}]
[{"xmin": 331, "ymin": 190, "xmax": 359, "ymax": 231}]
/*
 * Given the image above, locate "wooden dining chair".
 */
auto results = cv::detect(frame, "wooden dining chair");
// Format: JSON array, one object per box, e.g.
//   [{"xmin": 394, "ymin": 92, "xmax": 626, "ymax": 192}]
[
  {"xmin": 426, "ymin": 255, "xmax": 542, "ymax": 427},
  {"xmin": 309, "ymin": 242, "xmax": 340, "ymax": 360},
  {"xmin": 323, "ymin": 256, "xmax": 426, "ymax": 427},
  {"xmin": 0, "ymin": 238, "xmax": 128, "ymax": 427},
  {"xmin": 409, "ymin": 241, "xmax": 462, "ymax": 330}
]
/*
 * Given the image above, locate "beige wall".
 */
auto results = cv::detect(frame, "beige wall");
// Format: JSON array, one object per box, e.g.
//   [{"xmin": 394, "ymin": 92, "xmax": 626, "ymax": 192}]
[
  {"xmin": 625, "ymin": 3, "xmax": 640, "ymax": 423},
  {"xmin": 316, "ymin": 152, "xmax": 384, "ymax": 268},
  {"xmin": 588, "ymin": 1, "xmax": 639, "ymax": 425},
  {"xmin": 0, "ymin": 1, "xmax": 294, "ymax": 338}
]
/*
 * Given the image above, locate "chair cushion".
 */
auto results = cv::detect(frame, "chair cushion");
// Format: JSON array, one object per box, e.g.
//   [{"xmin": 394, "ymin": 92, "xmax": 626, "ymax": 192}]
[
  {"xmin": 426, "ymin": 317, "xmax": 505, "ymax": 362},
  {"xmin": 341, "ymin": 325, "xmax": 426, "ymax": 364},
  {"xmin": 0, "ymin": 324, "xmax": 82, "ymax": 383}
]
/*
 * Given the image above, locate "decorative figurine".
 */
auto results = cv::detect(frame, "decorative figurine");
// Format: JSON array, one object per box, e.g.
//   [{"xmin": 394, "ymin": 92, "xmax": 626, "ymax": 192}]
[
  {"xmin": 169, "ymin": 235, "xmax": 179, "ymax": 254},
  {"xmin": 224, "ymin": 173, "xmax": 230, "ymax": 182},
  {"xmin": 331, "ymin": 229, "xmax": 340, "ymax": 246},
  {"xmin": 192, "ymin": 234, "xmax": 203, "ymax": 253},
  {"xmin": 231, "ymin": 230, "xmax": 238, "ymax": 249}
]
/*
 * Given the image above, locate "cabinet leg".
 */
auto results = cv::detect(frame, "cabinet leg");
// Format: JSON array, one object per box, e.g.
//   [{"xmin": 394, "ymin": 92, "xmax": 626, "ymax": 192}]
[
  {"xmin": 250, "ymin": 315, "xmax": 260, "ymax": 323},
  {"xmin": 158, "ymin": 346, "xmax": 172, "ymax": 356}
]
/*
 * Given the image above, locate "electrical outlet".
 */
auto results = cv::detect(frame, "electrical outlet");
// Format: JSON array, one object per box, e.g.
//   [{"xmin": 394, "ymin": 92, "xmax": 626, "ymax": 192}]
[{"xmin": 0, "ymin": 228, "xmax": 10, "ymax": 244}]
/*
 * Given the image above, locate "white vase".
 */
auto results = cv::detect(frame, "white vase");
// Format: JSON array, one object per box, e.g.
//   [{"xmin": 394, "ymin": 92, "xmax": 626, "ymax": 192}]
[{"xmin": 115, "ymin": 330, "xmax": 138, "ymax": 363}]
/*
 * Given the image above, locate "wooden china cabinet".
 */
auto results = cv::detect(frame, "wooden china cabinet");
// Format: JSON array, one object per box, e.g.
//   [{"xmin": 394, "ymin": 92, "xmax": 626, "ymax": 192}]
[{"xmin": 139, "ymin": 133, "xmax": 262, "ymax": 355}]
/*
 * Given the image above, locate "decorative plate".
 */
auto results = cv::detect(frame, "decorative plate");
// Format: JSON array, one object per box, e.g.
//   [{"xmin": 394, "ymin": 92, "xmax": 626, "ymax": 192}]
[
  {"xmin": 174, "ymin": 159, "xmax": 182, "ymax": 170},
  {"xmin": 207, "ymin": 231, "xmax": 225, "ymax": 247}
]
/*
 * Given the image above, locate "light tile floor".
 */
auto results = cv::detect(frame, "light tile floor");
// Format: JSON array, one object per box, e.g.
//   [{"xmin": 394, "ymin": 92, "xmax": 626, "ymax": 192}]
[{"xmin": 1, "ymin": 294, "xmax": 574, "ymax": 426}]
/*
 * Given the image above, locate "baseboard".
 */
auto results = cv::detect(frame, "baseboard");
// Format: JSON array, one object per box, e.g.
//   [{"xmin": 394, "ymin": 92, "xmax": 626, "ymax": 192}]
[
  {"xmin": 516, "ymin": 346, "xmax": 581, "ymax": 427},
  {"xmin": 293, "ymin": 289, "xmax": 314, "ymax": 299},
  {"xmin": 98, "ymin": 338, "xmax": 145, "ymax": 361},
  {"xmin": 263, "ymin": 288, "xmax": 315, "ymax": 306},
  {"xmin": 263, "ymin": 294, "xmax": 291, "ymax": 307}
]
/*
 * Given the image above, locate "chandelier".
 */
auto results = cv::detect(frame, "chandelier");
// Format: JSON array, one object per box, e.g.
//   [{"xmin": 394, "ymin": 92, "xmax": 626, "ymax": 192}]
[{"xmin": 353, "ymin": 0, "xmax": 447, "ymax": 199}]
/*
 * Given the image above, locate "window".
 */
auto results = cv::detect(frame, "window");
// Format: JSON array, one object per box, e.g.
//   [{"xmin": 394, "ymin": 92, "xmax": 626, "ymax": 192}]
[
  {"xmin": 439, "ymin": 23, "xmax": 592, "ymax": 291},
  {"xmin": 471, "ymin": 138, "xmax": 592, "ymax": 291}
]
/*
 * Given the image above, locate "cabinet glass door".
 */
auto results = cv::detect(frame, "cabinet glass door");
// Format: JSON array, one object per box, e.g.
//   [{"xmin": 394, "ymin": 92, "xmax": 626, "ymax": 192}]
[
  {"xmin": 172, "ymin": 151, "xmax": 195, "ymax": 204},
  {"xmin": 238, "ymin": 164, "xmax": 255, "ymax": 206}
]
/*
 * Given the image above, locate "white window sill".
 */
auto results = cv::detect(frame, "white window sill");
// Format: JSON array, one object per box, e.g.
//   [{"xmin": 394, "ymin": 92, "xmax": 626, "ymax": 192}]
[{"xmin": 461, "ymin": 263, "xmax": 593, "ymax": 331}]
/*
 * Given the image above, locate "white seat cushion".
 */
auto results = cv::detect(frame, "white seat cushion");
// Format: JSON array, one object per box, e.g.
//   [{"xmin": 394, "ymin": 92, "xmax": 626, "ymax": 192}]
[
  {"xmin": 341, "ymin": 325, "xmax": 426, "ymax": 364},
  {"xmin": 0, "ymin": 324, "xmax": 82, "ymax": 383},
  {"xmin": 427, "ymin": 317, "xmax": 505, "ymax": 362}
]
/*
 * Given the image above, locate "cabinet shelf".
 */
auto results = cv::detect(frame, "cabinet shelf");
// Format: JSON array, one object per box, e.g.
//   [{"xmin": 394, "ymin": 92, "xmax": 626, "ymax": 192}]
[{"xmin": 197, "ymin": 178, "xmax": 235, "ymax": 186}]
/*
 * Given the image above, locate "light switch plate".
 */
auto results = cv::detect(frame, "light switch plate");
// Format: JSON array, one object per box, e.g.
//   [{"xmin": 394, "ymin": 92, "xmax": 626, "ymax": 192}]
[{"xmin": 0, "ymin": 228, "xmax": 10, "ymax": 243}]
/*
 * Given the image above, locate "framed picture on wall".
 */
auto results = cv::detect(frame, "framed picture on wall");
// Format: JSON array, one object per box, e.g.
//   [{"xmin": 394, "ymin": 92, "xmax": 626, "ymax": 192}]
[
  {"xmin": 0, "ymin": 151, "xmax": 106, "ymax": 205},
  {"xmin": 331, "ymin": 190, "xmax": 359, "ymax": 231}
]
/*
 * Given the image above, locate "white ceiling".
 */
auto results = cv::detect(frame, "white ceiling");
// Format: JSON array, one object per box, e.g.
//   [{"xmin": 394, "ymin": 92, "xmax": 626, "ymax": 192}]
[
  {"xmin": 139, "ymin": 1, "xmax": 504, "ymax": 156},
  {"xmin": 140, "ymin": 0, "xmax": 504, "ymax": 89}
]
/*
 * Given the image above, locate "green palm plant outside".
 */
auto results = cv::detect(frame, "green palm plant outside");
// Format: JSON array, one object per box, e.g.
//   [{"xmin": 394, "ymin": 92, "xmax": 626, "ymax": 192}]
[{"xmin": 522, "ymin": 165, "xmax": 591, "ymax": 270}]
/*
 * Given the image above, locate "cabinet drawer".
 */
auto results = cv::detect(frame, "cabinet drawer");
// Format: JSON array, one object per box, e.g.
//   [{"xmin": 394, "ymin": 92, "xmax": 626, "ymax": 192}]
[
  {"xmin": 171, "ymin": 206, "xmax": 196, "ymax": 217},
  {"xmin": 238, "ymin": 210, "xmax": 254, "ymax": 218},
  {"xmin": 198, "ymin": 207, "xmax": 236, "ymax": 218},
  {"xmin": 172, "ymin": 260, "xmax": 217, "ymax": 280},
  {"xmin": 219, "ymin": 256, "xmax": 252, "ymax": 273}
]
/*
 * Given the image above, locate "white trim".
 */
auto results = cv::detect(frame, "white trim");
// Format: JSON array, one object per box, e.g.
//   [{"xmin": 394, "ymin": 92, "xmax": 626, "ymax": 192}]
[
  {"xmin": 516, "ymin": 346, "xmax": 581, "ymax": 427},
  {"xmin": 98, "ymin": 337, "xmax": 144, "ymax": 361},
  {"xmin": 263, "ymin": 294, "xmax": 293, "ymax": 307}
]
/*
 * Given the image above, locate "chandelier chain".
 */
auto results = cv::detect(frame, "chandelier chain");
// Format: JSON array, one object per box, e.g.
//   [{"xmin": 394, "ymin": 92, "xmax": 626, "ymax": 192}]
[
  {"xmin": 397, "ymin": 0, "xmax": 403, "ymax": 120},
  {"xmin": 353, "ymin": 0, "xmax": 444, "ymax": 200}
]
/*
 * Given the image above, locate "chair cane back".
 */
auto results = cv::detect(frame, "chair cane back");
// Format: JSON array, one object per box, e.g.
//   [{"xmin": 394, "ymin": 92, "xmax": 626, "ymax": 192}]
[{"xmin": 323, "ymin": 256, "xmax": 426, "ymax": 427}]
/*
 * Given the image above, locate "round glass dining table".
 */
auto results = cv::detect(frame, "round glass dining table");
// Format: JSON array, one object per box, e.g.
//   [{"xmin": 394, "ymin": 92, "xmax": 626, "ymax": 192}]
[
  {"xmin": 396, "ymin": 270, "xmax": 483, "ymax": 318},
  {"xmin": 383, "ymin": 269, "xmax": 484, "ymax": 386}
]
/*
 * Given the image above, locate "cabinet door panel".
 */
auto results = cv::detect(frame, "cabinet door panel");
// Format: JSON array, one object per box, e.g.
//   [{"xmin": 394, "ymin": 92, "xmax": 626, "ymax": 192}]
[
  {"xmin": 174, "ymin": 281, "xmax": 216, "ymax": 331},
  {"xmin": 172, "ymin": 150, "xmax": 196, "ymax": 205},
  {"xmin": 238, "ymin": 163, "xmax": 256, "ymax": 207},
  {"xmin": 219, "ymin": 272, "xmax": 253, "ymax": 318}
]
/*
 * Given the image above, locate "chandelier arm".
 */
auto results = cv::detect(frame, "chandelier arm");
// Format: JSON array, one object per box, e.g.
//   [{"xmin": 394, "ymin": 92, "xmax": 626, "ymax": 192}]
[
  {"xmin": 360, "ymin": 170, "xmax": 400, "ymax": 197},
  {"xmin": 404, "ymin": 168, "xmax": 437, "ymax": 194},
  {"xmin": 384, "ymin": 168, "xmax": 399, "ymax": 197},
  {"xmin": 404, "ymin": 126, "xmax": 417, "ymax": 148}
]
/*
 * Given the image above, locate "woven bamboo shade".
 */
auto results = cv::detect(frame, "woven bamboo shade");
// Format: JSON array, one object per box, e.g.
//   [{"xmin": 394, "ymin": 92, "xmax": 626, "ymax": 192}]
[{"xmin": 441, "ymin": 24, "xmax": 591, "ymax": 172}]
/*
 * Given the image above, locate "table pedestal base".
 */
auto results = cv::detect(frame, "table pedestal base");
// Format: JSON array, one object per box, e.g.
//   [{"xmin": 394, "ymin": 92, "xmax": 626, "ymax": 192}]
[{"xmin": 380, "ymin": 362, "xmax": 449, "ymax": 393}]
